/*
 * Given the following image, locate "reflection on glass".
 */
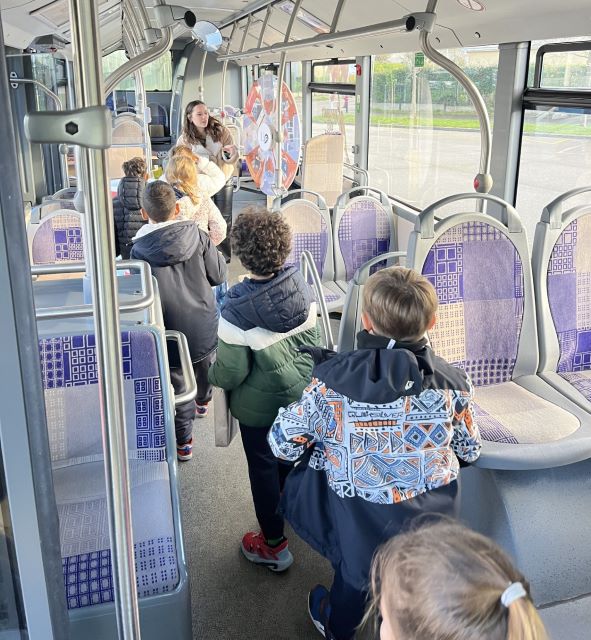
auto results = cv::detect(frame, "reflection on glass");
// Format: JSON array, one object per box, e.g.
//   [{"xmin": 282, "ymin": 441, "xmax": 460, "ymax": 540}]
[
  {"xmin": 289, "ymin": 62, "xmax": 303, "ymax": 123},
  {"xmin": 312, "ymin": 62, "xmax": 356, "ymax": 85},
  {"xmin": 311, "ymin": 92, "xmax": 353, "ymax": 163},
  {"xmin": 368, "ymin": 47, "xmax": 499, "ymax": 208},
  {"xmin": 517, "ymin": 108, "xmax": 591, "ymax": 244},
  {"xmin": 0, "ymin": 443, "xmax": 26, "ymax": 637}
]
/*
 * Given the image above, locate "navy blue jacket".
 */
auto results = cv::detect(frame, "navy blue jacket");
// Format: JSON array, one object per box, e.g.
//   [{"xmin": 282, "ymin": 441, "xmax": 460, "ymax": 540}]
[
  {"xmin": 131, "ymin": 220, "xmax": 226, "ymax": 366},
  {"xmin": 208, "ymin": 267, "xmax": 322, "ymax": 427}
]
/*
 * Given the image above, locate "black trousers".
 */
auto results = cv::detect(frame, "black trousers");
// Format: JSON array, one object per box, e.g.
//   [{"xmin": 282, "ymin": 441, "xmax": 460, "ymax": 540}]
[
  {"xmin": 239, "ymin": 423, "xmax": 292, "ymax": 540},
  {"xmin": 213, "ymin": 180, "xmax": 234, "ymax": 261},
  {"xmin": 170, "ymin": 353, "xmax": 214, "ymax": 444}
]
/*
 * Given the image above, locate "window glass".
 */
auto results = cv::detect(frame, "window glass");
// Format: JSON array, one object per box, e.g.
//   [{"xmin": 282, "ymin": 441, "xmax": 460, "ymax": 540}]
[
  {"xmin": 102, "ymin": 51, "xmax": 172, "ymax": 91},
  {"xmin": 0, "ymin": 443, "xmax": 27, "ymax": 637},
  {"xmin": 516, "ymin": 109, "xmax": 591, "ymax": 244},
  {"xmin": 527, "ymin": 36, "xmax": 591, "ymax": 87},
  {"xmin": 312, "ymin": 92, "xmax": 354, "ymax": 163},
  {"xmin": 312, "ymin": 61, "xmax": 356, "ymax": 85},
  {"xmin": 289, "ymin": 62, "xmax": 303, "ymax": 126},
  {"xmin": 368, "ymin": 47, "xmax": 499, "ymax": 208}
]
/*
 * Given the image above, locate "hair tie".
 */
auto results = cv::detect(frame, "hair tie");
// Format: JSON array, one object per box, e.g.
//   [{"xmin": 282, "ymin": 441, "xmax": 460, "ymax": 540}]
[{"xmin": 501, "ymin": 582, "xmax": 527, "ymax": 608}]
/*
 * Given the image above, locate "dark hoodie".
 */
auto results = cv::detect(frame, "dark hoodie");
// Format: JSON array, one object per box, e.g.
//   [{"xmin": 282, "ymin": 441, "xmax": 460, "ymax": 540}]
[
  {"xmin": 130, "ymin": 220, "xmax": 226, "ymax": 366},
  {"xmin": 208, "ymin": 266, "xmax": 322, "ymax": 427},
  {"xmin": 268, "ymin": 330, "xmax": 481, "ymax": 588},
  {"xmin": 112, "ymin": 177, "xmax": 146, "ymax": 259}
]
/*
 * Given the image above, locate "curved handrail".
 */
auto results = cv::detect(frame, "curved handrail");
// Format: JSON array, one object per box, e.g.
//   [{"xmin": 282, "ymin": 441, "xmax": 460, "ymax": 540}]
[
  {"xmin": 104, "ymin": 26, "xmax": 174, "ymax": 97},
  {"xmin": 300, "ymin": 250, "xmax": 334, "ymax": 351},
  {"xmin": 343, "ymin": 163, "xmax": 369, "ymax": 187},
  {"xmin": 32, "ymin": 260, "xmax": 155, "ymax": 320},
  {"xmin": 273, "ymin": 189, "xmax": 329, "ymax": 213},
  {"xmin": 165, "ymin": 330, "xmax": 198, "ymax": 406},
  {"xmin": 354, "ymin": 251, "xmax": 407, "ymax": 284},
  {"xmin": 542, "ymin": 185, "xmax": 591, "ymax": 229},
  {"xmin": 419, "ymin": 1, "xmax": 492, "ymax": 194},
  {"xmin": 335, "ymin": 185, "xmax": 390, "ymax": 209},
  {"xmin": 419, "ymin": 193, "xmax": 520, "ymax": 239}
]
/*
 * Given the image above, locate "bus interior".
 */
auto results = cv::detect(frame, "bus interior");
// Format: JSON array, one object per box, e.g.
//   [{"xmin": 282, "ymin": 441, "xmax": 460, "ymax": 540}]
[{"xmin": 1, "ymin": 0, "xmax": 591, "ymax": 638}]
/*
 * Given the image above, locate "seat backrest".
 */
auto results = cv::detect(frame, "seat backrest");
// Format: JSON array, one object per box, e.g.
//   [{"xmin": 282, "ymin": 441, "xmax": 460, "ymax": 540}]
[
  {"xmin": 30, "ymin": 210, "xmax": 85, "ymax": 265},
  {"xmin": 275, "ymin": 190, "xmax": 333, "ymax": 280},
  {"xmin": 407, "ymin": 193, "xmax": 538, "ymax": 387},
  {"xmin": 533, "ymin": 188, "xmax": 591, "ymax": 375},
  {"xmin": 301, "ymin": 133, "xmax": 344, "ymax": 207},
  {"xmin": 333, "ymin": 187, "xmax": 395, "ymax": 283},
  {"xmin": 108, "ymin": 114, "xmax": 147, "ymax": 179},
  {"xmin": 39, "ymin": 328, "xmax": 167, "ymax": 464},
  {"xmin": 337, "ymin": 251, "xmax": 407, "ymax": 353},
  {"xmin": 148, "ymin": 102, "xmax": 169, "ymax": 128}
]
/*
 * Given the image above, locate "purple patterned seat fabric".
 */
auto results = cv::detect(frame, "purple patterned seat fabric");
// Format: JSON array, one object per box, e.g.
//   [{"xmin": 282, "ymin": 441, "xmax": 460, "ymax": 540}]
[
  {"xmin": 338, "ymin": 198, "xmax": 391, "ymax": 281},
  {"xmin": 32, "ymin": 213, "xmax": 84, "ymax": 264},
  {"xmin": 39, "ymin": 330, "xmax": 178, "ymax": 609},
  {"xmin": 423, "ymin": 222, "xmax": 525, "ymax": 388},
  {"xmin": 547, "ymin": 214, "xmax": 591, "ymax": 402}
]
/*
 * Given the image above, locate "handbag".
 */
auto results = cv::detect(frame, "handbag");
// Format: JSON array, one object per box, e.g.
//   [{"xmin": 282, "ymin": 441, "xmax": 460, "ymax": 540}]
[{"xmin": 212, "ymin": 386, "xmax": 239, "ymax": 447}]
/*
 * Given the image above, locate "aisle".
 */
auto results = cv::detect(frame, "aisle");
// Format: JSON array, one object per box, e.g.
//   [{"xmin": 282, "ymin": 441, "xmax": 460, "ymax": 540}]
[{"xmin": 178, "ymin": 190, "xmax": 333, "ymax": 639}]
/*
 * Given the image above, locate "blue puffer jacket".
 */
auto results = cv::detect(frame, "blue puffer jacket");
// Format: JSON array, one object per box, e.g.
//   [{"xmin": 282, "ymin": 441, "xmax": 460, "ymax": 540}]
[{"xmin": 208, "ymin": 266, "xmax": 322, "ymax": 427}]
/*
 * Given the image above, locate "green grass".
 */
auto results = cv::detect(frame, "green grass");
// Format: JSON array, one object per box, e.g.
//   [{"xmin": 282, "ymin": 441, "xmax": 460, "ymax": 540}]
[{"xmin": 312, "ymin": 113, "xmax": 591, "ymax": 136}]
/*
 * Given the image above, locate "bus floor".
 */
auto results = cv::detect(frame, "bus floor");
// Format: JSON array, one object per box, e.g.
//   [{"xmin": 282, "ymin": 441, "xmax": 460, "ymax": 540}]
[{"xmin": 178, "ymin": 190, "xmax": 334, "ymax": 639}]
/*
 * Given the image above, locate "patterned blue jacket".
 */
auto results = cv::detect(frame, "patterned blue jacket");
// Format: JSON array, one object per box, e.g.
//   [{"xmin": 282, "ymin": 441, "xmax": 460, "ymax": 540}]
[{"xmin": 268, "ymin": 331, "xmax": 481, "ymax": 587}]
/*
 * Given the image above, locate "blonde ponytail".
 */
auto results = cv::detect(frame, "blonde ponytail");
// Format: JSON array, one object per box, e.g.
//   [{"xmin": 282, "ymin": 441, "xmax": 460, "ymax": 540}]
[{"xmin": 363, "ymin": 519, "xmax": 548, "ymax": 640}]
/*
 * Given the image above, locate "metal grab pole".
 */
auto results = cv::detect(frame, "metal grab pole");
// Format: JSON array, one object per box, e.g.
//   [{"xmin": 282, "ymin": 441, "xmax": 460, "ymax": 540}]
[
  {"xmin": 199, "ymin": 51, "xmax": 207, "ymax": 101},
  {"xmin": 67, "ymin": 2, "xmax": 141, "ymax": 639},
  {"xmin": 274, "ymin": 0, "xmax": 302, "ymax": 195}
]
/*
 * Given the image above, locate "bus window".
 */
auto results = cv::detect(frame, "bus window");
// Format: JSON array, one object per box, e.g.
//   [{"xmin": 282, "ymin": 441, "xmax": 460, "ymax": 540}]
[
  {"xmin": 368, "ymin": 47, "xmax": 499, "ymax": 208},
  {"xmin": 517, "ymin": 38, "xmax": 591, "ymax": 244},
  {"xmin": 102, "ymin": 50, "xmax": 172, "ymax": 92},
  {"xmin": 310, "ymin": 60, "xmax": 356, "ymax": 162}
]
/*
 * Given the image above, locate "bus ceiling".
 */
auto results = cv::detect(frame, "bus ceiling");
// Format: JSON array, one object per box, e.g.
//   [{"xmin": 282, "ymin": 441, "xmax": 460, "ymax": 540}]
[{"xmin": 1, "ymin": 0, "xmax": 591, "ymax": 60}]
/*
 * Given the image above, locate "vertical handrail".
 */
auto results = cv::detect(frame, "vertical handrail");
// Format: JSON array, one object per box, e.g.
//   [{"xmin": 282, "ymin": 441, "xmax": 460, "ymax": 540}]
[
  {"xmin": 300, "ymin": 250, "xmax": 335, "ymax": 351},
  {"xmin": 199, "ymin": 51, "xmax": 207, "ymax": 101},
  {"xmin": 67, "ymin": 2, "xmax": 140, "ymax": 639},
  {"xmin": 274, "ymin": 0, "xmax": 303, "ymax": 195}
]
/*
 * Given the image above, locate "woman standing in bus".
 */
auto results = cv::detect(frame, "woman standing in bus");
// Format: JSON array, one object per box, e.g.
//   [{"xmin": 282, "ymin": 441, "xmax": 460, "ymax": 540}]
[{"xmin": 177, "ymin": 100, "xmax": 238, "ymax": 262}]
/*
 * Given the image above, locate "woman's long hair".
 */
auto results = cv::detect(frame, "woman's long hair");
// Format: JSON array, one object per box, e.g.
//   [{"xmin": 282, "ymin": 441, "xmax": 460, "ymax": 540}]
[
  {"xmin": 165, "ymin": 155, "xmax": 201, "ymax": 206},
  {"xmin": 364, "ymin": 519, "xmax": 548, "ymax": 640},
  {"xmin": 182, "ymin": 100, "xmax": 225, "ymax": 147}
]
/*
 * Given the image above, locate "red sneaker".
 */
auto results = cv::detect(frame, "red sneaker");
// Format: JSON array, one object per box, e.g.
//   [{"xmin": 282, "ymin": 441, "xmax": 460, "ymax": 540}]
[{"xmin": 240, "ymin": 531, "xmax": 293, "ymax": 572}]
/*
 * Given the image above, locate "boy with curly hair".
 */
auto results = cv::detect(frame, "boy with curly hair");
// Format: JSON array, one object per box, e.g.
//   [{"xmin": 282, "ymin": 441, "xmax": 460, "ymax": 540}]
[{"xmin": 208, "ymin": 206, "xmax": 322, "ymax": 571}]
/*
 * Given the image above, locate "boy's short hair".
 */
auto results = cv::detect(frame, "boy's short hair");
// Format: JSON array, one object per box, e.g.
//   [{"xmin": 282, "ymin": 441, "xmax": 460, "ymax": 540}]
[
  {"xmin": 231, "ymin": 207, "xmax": 292, "ymax": 276},
  {"xmin": 122, "ymin": 156, "xmax": 147, "ymax": 178},
  {"xmin": 142, "ymin": 181, "xmax": 177, "ymax": 223},
  {"xmin": 363, "ymin": 266, "xmax": 438, "ymax": 342}
]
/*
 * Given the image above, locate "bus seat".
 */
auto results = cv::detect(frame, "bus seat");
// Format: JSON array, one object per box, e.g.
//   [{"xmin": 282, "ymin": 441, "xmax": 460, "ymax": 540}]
[
  {"xmin": 273, "ymin": 189, "xmax": 345, "ymax": 311},
  {"xmin": 301, "ymin": 134, "xmax": 344, "ymax": 207},
  {"xmin": 29, "ymin": 210, "xmax": 85, "ymax": 265},
  {"xmin": 39, "ymin": 327, "xmax": 192, "ymax": 638},
  {"xmin": 336, "ymin": 251, "xmax": 407, "ymax": 353},
  {"xmin": 333, "ymin": 186, "xmax": 396, "ymax": 294},
  {"xmin": 533, "ymin": 187, "xmax": 591, "ymax": 412},
  {"xmin": 405, "ymin": 192, "xmax": 591, "ymax": 607}
]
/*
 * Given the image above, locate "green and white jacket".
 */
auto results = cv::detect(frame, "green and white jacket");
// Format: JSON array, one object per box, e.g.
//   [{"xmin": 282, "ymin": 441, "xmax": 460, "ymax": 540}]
[{"xmin": 208, "ymin": 266, "xmax": 322, "ymax": 427}]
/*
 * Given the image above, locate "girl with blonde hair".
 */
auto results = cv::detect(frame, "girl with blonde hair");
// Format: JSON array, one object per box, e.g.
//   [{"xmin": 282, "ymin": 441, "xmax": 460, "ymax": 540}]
[
  {"xmin": 366, "ymin": 519, "xmax": 548, "ymax": 640},
  {"xmin": 165, "ymin": 154, "xmax": 227, "ymax": 246}
]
